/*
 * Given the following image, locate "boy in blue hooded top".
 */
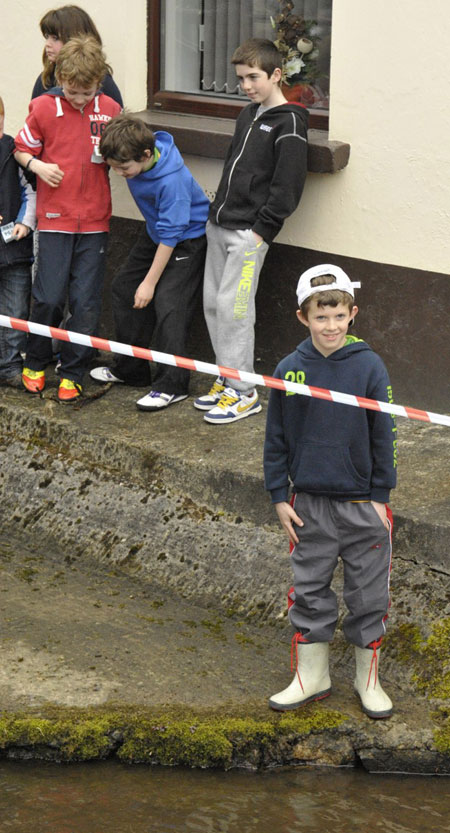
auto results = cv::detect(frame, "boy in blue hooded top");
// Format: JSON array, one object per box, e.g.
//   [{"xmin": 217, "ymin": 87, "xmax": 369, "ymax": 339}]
[
  {"xmin": 90, "ymin": 114, "xmax": 209, "ymax": 411},
  {"xmin": 264, "ymin": 265, "xmax": 397, "ymax": 719}
]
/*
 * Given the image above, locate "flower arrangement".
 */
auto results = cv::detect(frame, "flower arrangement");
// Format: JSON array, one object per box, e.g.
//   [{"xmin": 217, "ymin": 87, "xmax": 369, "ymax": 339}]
[{"xmin": 271, "ymin": 1, "xmax": 321, "ymax": 86}]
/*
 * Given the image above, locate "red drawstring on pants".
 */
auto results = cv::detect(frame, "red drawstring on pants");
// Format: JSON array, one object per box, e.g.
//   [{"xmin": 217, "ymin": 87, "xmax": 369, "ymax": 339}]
[
  {"xmin": 366, "ymin": 636, "xmax": 383, "ymax": 689},
  {"xmin": 291, "ymin": 632, "xmax": 309, "ymax": 692}
]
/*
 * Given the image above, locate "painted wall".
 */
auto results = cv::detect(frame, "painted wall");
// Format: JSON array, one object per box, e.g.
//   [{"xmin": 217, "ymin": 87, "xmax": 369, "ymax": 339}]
[
  {"xmin": 3, "ymin": 0, "xmax": 450, "ymax": 277},
  {"xmin": 1, "ymin": 0, "xmax": 147, "ymax": 135}
]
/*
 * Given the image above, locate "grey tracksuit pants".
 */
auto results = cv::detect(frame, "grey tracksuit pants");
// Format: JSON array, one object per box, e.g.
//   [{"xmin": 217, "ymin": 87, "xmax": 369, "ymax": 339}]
[
  {"xmin": 203, "ymin": 222, "xmax": 269, "ymax": 393},
  {"xmin": 289, "ymin": 493, "xmax": 392, "ymax": 648}
]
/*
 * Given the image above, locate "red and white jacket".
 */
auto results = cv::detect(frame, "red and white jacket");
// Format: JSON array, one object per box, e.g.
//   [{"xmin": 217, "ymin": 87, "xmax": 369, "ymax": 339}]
[{"xmin": 14, "ymin": 90, "xmax": 121, "ymax": 233}]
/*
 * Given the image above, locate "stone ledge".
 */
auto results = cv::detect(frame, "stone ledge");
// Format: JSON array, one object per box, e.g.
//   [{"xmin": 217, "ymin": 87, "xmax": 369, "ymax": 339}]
[{"xmin": 136, "ymin": 109, "xmax": 350, "ymax": 174}]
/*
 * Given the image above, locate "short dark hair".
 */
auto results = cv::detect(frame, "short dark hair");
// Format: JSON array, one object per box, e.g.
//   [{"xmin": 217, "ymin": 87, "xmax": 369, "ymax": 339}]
[
  {"xmin": 300, "ymin": 275, "xmax": 355, "ymax": 317},
  {"xmin": 99, "ymin": 114, "xmax": 155, "ymax": 162},
  {"xmin": 231, "ymin": 38, "xmax": 282, "ymax": 77}
]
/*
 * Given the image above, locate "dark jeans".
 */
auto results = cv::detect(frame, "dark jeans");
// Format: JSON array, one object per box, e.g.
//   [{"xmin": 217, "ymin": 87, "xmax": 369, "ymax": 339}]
[
  {"xmin": 111, "ymin": 228, "xmax": 206, "ymax": 394},
  {"xmin": 0, "ymin": 261, "xmax": 31, "ymax": 377},
  {"xmin": 26, "ymin": 231, "xmax": 108, "ymax": 384}
]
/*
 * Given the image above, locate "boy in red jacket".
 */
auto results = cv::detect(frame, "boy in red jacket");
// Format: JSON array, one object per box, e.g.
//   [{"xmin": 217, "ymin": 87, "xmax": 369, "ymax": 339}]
[{"xmin": 14, "ymin": 35, "xmax": 121, "ymax": 402}]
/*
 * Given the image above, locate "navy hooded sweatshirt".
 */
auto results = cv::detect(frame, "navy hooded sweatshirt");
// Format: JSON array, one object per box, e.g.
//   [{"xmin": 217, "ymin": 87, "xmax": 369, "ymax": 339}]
[{"xmin": 264, "ymin": 335, "xmax": 397, "ymax": 505}]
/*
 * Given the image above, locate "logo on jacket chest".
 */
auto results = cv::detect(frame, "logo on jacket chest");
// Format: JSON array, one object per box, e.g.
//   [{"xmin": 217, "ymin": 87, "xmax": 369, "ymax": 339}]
[
  {"xmin": 89, "ymin": 113, "xmax": 113, "ymax": 148},
  {"xmin": 259, "ymin": 123, "xmax": 273, "ymax": 133},
  {"xmin": 284, "ymin": 369, "xmax": 306, "ymax": 395}
]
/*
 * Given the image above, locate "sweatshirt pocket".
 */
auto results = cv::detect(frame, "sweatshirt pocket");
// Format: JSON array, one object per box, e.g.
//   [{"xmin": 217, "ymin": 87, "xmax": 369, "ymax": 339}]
[{"xmin": 291, "ymin": 441, "xmax": 370, "ymax": 495}]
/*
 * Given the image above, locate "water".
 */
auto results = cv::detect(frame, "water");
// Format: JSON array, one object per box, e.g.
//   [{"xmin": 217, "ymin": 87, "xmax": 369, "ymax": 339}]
[{"xmin": 1, "ymin": 760, "xmax": 449, "ymax": 833}]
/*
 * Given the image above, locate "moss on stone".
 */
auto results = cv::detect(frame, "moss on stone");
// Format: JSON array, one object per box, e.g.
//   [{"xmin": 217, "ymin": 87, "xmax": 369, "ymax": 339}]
[
  {"xmin": 0, "ymin": 702, "xmax": 347, "ymax": 767},
  {"xmin": 411, "ymin": 619, "xmax": 450, "ymax": 701},
  {"xmin": 387, "ymin": 619, "xmax": 450, "ymax": 754},
  {"xmin": 0, "ymin": 714, "xmax": 116, "ymax": 761}
]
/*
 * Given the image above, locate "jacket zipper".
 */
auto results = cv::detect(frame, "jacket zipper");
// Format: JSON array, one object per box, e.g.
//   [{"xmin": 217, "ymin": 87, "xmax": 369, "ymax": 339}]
[{"xmin": 216, "ymin": 115, "xmax": 258, "ymax": 225}]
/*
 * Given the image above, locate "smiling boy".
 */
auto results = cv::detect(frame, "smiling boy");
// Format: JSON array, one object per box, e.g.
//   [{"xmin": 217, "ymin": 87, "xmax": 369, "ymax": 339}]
[
  {"xmin": 194, "ymin": 38, "xmax": 308, "ymax": 424},
  {"xmin": 264, "ymin": 264, "xmax": 397, "ymax": 719},
  {"xmin": 14, "ymin": 35, "xmax": 121, "ymax": 402}
]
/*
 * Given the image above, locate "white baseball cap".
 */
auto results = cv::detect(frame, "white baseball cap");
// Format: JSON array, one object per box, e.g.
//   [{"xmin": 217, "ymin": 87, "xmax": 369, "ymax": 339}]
[{"xmin": 296, "ymin": 264, "xmax": 361, "ymax": 307}]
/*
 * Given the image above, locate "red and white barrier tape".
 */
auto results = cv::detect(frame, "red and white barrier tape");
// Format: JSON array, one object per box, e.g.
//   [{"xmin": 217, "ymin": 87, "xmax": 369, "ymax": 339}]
[{"xmin": 1, "ymin": 315, "xmax": 449, "ymax": 427}]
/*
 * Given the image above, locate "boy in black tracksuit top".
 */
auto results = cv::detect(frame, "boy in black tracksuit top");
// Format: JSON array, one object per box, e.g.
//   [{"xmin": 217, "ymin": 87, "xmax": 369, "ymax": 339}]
[
  {"xmin": 194, "ymin": 38, "xmax": 308, "ymax": 424},
  {"xmin": 264, "ymin": 264, "xmax": 397, "ymax": 719},
  {"xmin": 0, "ymin": 96, "xmax": 36, "ymax": 387}
]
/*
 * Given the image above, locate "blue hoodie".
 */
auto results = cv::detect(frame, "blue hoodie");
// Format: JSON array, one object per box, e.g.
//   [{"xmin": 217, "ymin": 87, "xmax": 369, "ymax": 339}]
[
  {"xmin": 264, "ymin": 335, "xmax": 397, "ymax": 505},
  {"xmin": 127, "ymin": 131, "xmax": 209, "ymax": 247}
]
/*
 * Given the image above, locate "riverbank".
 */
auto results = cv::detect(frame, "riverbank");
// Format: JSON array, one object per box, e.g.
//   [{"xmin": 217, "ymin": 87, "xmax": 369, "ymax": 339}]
[{"xmin": 1, "ymin": 366, "xmax": 449, "ymax": 771}]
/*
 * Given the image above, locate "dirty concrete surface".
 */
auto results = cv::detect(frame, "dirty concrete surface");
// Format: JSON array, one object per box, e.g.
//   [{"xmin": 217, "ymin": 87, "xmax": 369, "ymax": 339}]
[{"xmin": 0, "ymin": 361, "xmax": 449, "ymax": 770}]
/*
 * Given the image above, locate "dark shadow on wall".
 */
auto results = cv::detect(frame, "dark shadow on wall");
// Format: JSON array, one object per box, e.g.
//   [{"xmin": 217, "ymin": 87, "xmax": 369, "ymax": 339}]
[{"xmin": 102, "ymin": 217, "xmax": 450, "ymax": 414}]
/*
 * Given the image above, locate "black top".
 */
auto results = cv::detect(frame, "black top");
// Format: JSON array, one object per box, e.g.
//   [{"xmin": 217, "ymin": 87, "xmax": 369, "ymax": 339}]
[
  {"xmin": 209, "ymin": 101, "xmax": 309, "ymax": 243},
  {"xmin": 0, "ymin": 135, "xmax": 34, "ymax": 267}
]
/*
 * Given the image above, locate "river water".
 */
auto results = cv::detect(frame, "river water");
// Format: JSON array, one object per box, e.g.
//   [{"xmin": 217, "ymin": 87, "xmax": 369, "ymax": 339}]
[{"xmin": 1, "ymin": 760, "xmax": 449, "ymax": 832}]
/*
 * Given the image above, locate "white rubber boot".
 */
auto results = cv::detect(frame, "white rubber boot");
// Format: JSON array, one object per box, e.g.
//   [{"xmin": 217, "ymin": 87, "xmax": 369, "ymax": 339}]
[
  {"xmin": 354, "ymin": 646, "xmax": 393, "ymax": 719},
  {"xmin": 269, "ymin": 640, "xmax": 331, "ymax": 711}
]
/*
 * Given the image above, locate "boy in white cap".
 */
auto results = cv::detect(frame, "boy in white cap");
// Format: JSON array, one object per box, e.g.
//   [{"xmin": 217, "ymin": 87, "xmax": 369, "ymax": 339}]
[{"xmin": 264, "ymin": 264, "xmax": 397, "ymax": 718}]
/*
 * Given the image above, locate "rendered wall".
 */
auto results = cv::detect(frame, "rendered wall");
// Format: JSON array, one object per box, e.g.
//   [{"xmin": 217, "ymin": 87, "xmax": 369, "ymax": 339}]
[
  {"xmin": 1, "ymin": 0, "xmax": 147, "ymax": 135},
  {"xmin": 3, "ymin": 0, "xmax": 450, "ymax": 277}
]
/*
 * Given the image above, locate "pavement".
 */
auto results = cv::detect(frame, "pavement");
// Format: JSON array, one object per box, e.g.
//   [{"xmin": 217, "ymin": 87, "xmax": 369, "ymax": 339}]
[{"xmin": 0, "ymin": 362, "xmax": 449, "ymax": 771}]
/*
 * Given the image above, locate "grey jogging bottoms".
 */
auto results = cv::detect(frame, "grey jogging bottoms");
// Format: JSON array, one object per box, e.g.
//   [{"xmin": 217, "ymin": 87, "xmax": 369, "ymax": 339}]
[
  {"xmin": 289, "ymin": 494, "xmax": 392, "ymax": 648},
  {"xmin": 203, "ymin": 222, "xmax": 269, "ymax": 393}
]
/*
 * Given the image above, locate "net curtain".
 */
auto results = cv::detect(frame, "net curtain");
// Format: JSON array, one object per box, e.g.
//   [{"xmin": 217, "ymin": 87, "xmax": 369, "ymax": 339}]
[{"xmin": 201, "ymin": 0, "xmax": 332, "ymax": 94}]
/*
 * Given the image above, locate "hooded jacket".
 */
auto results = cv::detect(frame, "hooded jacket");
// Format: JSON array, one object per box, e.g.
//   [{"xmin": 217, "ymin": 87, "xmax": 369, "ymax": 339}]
[
  {"xmin": 264, "ymin": 336, "xmax": 397, "ymax": 504},
  {"xmin": 209, "ymin": 101, "xmax": 309, "ymax": 243},
  {"xmin": 14, "ymin": 89, "xmax": 121, "ymax": 233},
  {"xmin": 127, "ymin": 131, "xmax": 209, "ymax": 248},
  {"xmin": 0, "ymin": 134, "xmax": 35, "ymax": 268},
  {"xmin": 31, "ymin": 71, "xmax": 123, "ymax": 107}
]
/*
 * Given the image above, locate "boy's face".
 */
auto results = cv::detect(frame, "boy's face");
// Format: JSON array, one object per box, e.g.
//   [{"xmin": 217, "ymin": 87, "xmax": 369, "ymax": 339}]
[
  {"xmin": 106, "ymin": 151, "xmax": 153, "ymax": 179},
  {"xmin": 62, "ymin": 81, "xmax": 99, "ymax": 110},
  {"xmin": 297, "ymin": 299, "xmax": 358, "ymax": 357},
  {"xmin": 234, "ymin": 63, "xmax": 282, "ymax": 107}
]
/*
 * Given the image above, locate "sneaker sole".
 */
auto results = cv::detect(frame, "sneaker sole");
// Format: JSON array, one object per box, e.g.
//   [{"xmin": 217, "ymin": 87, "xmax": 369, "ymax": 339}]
[
  {"xmin": 90, "ymin": 370, "xmax": 124, "ymax": 384},
  {"xmin": 193, "ymin": 399, "xmax": 221, "ymax": 411},
  {"xmin": 268, "ymin": 688, "xmax": 331, "ymax": 712},
  {"xmin": 136, "ymin": 394, "xmax": 188, "ymax": 412},
  {"xmin": 22, "ymin": 381, "xmax": 45, "ymax": 394},
  {"xmin": 203, "ymin": 403, "xmax": 262, "ymax": 424}
]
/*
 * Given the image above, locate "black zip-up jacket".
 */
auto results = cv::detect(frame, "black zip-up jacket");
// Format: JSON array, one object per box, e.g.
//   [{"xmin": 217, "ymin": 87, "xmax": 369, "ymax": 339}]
[
  {"xmin": 0, "ymin": 135, "xmax": 34, "ymax": 268},
  {"xmin": 209, "ymin": 101, "xmax": 309, "ymax": 243},
  {"xmin": 264, "ymin": 336, "xmax": 397, "ymax": 504}
]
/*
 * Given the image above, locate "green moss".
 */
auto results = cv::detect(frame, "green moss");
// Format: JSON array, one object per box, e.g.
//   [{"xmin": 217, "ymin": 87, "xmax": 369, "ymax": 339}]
[
  {"xmin": 387, "ymin": 623, "xmax": 424, "ymax": 664},
  {"xmin": 0, "ymin": 714, "xmax": 116, "ymax": 761},
  {"xmin": 387, "ymin": 619, "xmax": 450, "ymax": 755},
  {"xmin": 0, "ymin": 703, "xmax": 347, "ymax": 768},
  {"xmin": 411, "ymin": 619, "xmax": 450, "ymax": 701}
]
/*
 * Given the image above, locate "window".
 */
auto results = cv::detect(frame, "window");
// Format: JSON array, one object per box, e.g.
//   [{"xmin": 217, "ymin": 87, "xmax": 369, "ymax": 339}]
[{"xmin": 148, "ymin": 0, "xmax": 331, "ymax": 129}]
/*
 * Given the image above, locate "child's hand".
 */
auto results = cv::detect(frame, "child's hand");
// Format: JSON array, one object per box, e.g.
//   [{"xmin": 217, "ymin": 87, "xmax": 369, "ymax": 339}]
[
  {"xmin": 33, "ymin": 160, "xmax": 64, "ymax": 188},
  {"xmin": 133, "ymin": 280, "xmax": 155, "ymax": 309},
  {"xmin": 12, "ymin": 223, "xmax": 31, "ymax": 240},
  {"xmin": 275, "ymin": 501, "xmax": 304, "ymax": 546},
  {"xmin": 370, "ymin": 500, "xmax": 389, "ymax": 530}
]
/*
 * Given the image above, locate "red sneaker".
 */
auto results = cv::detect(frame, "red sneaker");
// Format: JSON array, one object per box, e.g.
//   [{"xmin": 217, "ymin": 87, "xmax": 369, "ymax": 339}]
[
  {"xmin": 22, "ymin": 367, "xmax": 45, "ymax": 393},
  {"xmin": 58, "ymin": 378, "xmax": 82, "ymax": 403}
]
